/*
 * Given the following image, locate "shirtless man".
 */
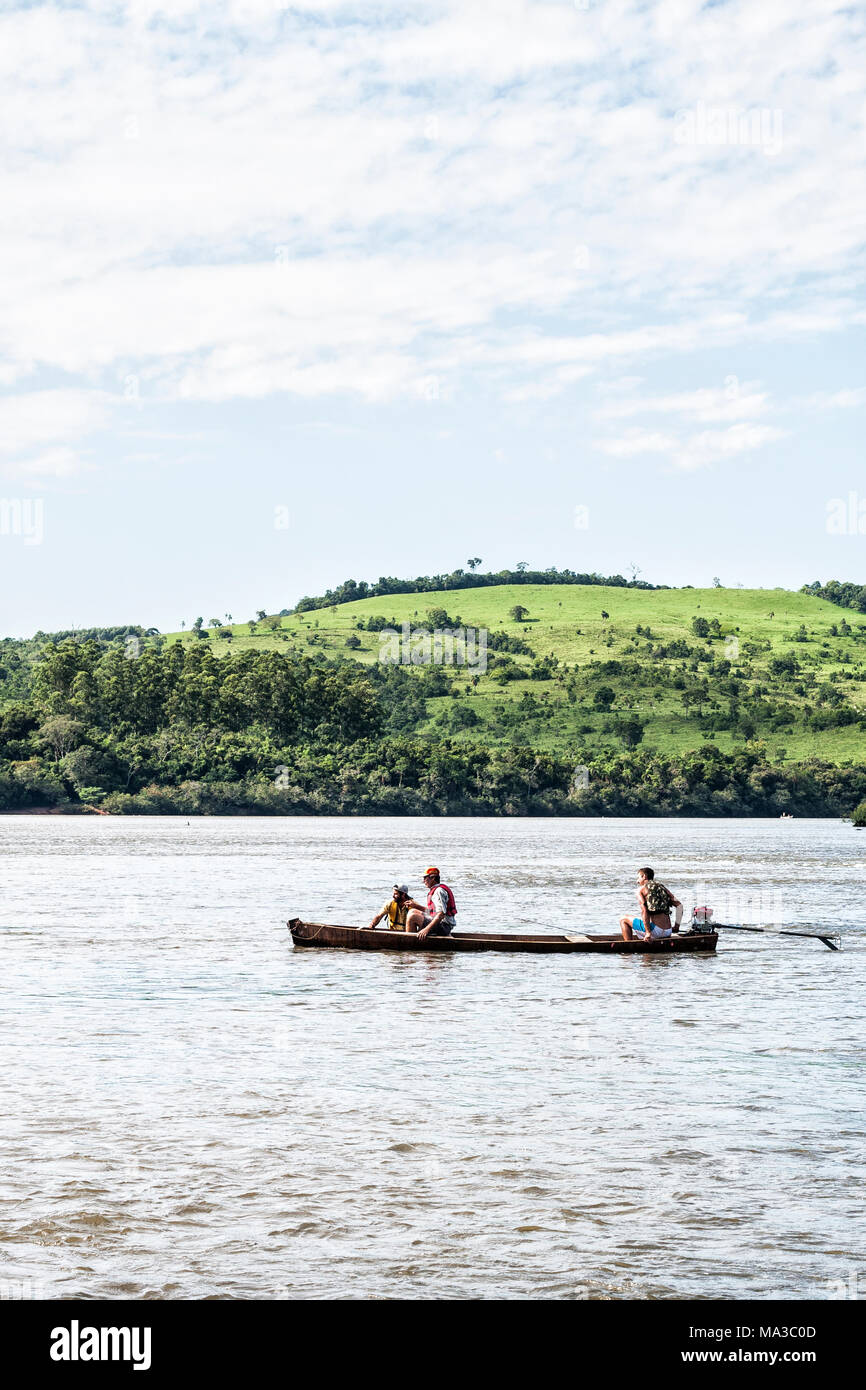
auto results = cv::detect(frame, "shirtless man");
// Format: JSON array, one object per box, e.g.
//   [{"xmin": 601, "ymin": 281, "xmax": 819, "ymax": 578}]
[{"xmin": 620, "ymin": 866, "xmax": 683, "ymax": 941}]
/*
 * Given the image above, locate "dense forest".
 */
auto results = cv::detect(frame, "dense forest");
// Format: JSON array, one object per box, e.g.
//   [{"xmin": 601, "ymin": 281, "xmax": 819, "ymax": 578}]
[{"xmin": 1, "ymin": 633, "xmax": 865, "ymax": 817}]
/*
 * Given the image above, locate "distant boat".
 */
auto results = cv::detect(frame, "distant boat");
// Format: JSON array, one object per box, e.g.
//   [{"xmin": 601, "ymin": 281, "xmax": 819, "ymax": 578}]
[
  {"xmin": 287, "ymin": 920, "xmax": 718, "ymax": 955},
  {"xmin": 780, "ymin": 813, "xmax": 794, "ymax": 819}
]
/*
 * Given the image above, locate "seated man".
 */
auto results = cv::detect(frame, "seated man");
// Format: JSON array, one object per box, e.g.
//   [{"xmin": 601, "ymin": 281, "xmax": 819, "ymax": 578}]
[
  {"xmin": 367, "ymin": 883, "xmax": 421, "ymax": 931},
  {"xmin": 620, "ymin": 866, "xmax": 683, "ymax": 941},
  {"xmin": 406, "ymin": 867, "xmax": 458, "ymax": 939}
]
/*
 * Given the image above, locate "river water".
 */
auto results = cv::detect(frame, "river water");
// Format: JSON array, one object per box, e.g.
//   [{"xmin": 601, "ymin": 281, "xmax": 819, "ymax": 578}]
[{"xmin": 1, "ymin": 815, "xmax": 863, "ymax": 1301}]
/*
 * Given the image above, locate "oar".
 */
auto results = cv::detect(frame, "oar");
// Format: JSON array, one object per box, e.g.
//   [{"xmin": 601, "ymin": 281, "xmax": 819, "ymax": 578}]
[{"xmin": 711, "ymin": 922, "xmax": 842, "ymax": 951}]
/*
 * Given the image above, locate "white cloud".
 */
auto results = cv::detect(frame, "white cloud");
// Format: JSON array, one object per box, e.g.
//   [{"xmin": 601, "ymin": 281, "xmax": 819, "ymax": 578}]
[
  {"xmin": 599, "ymin": 430, "xmax": 678, "ymax": 459},
  {"xmin": 802, "ymin": 387, "xmax": 866, "ymax": 410},
  {"xmin": 0, "ymin": 390, "xmax": 111, "ymax": 453},
  {"xmin": 672, "ymin": 423, "xmax": 787, "ymax": 471},
  {"xmin": 598, "ymin": 421, "xmax": 786, "ymax": 471},
  {"xmin": 595, "ymin": 383, "xmax": 770, "ymax": 424},
  {"xmin": 0, "ymin": 0, "xmax": 863, "ymax": 466},
  {"xmin": 1, "ymin": 447, "xmax": 95, "ymax": 480},
  {"xmin": 0, "ymin": 390, "xmax": 111, "ymax": 480}
]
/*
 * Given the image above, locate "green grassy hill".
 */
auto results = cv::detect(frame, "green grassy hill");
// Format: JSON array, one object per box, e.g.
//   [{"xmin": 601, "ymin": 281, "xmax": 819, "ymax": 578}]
[{"xmin": 166, "ymin": 585, "xmax": 866, "ymax": 766}]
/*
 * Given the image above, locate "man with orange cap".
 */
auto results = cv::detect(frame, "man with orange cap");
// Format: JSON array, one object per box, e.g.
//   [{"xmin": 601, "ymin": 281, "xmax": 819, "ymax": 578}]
[{"xmin": 406, "ymin": 867, "xmax": 458, "ymax": 939}]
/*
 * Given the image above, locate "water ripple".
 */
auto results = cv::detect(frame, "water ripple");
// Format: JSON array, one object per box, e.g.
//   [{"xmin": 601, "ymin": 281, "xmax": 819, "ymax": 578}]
[{"xmin": 1, "ymin": 815, "xmax": 864, "ymax": 1299}]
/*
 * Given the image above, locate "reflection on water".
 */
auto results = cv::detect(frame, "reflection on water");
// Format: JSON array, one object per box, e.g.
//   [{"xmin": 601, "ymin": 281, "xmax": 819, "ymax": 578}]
[{"xmin": 0, "ymin": 815, "xmax": 863, "ymax": 1300}]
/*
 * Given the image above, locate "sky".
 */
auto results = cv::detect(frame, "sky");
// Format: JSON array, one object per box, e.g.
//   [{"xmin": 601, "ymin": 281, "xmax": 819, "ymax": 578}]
[{"xmin": 0, "ymin": 0, "xmax": 864, "ymax": 637}]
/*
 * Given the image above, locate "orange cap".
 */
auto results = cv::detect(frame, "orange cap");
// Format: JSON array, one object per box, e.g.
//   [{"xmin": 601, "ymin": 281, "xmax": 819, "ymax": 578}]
[{"xmin": 423, "ymin": 866, "xmax": 439, "ymax": 877}]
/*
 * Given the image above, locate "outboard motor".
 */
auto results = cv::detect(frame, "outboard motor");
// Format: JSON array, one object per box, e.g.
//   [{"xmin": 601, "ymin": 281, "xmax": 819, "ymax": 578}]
[{"xmin": 690, "ymin": 906, "xmax": 716, "ymax": 934}]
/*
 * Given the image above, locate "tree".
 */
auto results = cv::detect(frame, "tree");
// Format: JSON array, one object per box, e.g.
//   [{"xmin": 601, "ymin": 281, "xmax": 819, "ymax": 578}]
[
  {"xmin": 769, "ymin": 654, "xmax": 800, "ymax": 676},
  {"xmin": 77, "ymin": 786, "xmax": 106, "ymax": 806},
  {"xmin": 208, "ymin": 618, "xmax": 220, "ymax": 629},
  {"xmin": 61, "ymin": 746, "xmax": 113, "ymax": 793},
  {"xmin": 438, "ymin": 703, "xmax": 481, "ymax": 732},
  {"xmin": 616, "ymin": 716, "xmax": 645, "ymax": 748},
  {"xmin": 10, "ymin": 759, "xmax": 67, "ymax": 806},
  {"xmin": 681, "ymin": 688, "xmax": 707, "ymax": 716},
  {"xmin": 516, "ymin": 561, "xmax": 528, "ymax": 573},
  {"xmin": 256, "ymin": 610, "xmax": 266, "ymax": 622},
  {"xmin": 39, "ymin": 716, "xmax": 85, "ymax": 761},
  {"xmin": 692, "ymin": 617, "xmax": 710, "ymax": 638},
  {"xmin": 467, "ymin": 557, "xmax": 482, "ymax": 570},
  {"xmin": 509, "ymin": 604, "xmax": 529, "ymax": 622},
  {"xmin": 192, "ymin": 617, "xmax": 203, "ymax": 633},
  {"xmin": 593, "ymin": 686, "xmax": 616, "ymax": 711}
]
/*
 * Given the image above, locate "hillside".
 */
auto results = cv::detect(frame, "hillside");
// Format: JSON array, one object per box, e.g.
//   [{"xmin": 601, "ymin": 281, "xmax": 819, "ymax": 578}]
[
  {"xmin": 163, "ymin": 585, "xmax": 866, "ymax": 766},
  {"xmin": 2, "ymin": 582, "xmax": 865, "ymax": 817}
]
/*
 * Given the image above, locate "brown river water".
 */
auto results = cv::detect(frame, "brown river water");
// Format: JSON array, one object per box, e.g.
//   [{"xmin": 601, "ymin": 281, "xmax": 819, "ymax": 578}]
[{"xmin": 1, "ymin": 815, "xmax": 863, "ymax": 1301}]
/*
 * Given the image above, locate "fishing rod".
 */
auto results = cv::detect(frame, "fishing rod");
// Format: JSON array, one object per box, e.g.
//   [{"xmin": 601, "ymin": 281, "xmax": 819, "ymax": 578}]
[{"xmin": 709, "ymin": 922, "xmax": 842, "ymax": 952}]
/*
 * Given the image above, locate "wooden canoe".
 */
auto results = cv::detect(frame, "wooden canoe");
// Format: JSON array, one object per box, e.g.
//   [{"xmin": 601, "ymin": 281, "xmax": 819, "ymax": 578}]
[{"xmin": 287, "ymin": 919, "xmax": 718, "ymax": 955}]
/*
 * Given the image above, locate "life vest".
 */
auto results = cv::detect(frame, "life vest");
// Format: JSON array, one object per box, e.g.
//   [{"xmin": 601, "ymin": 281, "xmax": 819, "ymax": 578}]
[
  {"xmin": 428, "ymin": 881, "xmax": 457, "ymax": 917},
  {"xmin": 386, "ymin": 899, "xmax": 409, "ymax": 930}
]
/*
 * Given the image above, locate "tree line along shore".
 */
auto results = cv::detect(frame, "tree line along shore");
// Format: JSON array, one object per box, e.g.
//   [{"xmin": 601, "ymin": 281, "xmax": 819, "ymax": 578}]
[{"xmin": 1, "ymin": 580, "xmax": 865, "ymax": 819}]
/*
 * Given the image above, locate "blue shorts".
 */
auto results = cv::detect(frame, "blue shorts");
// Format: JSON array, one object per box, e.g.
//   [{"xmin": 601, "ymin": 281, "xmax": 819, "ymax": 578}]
[{"xmin": 633, "ymin": 918, "xmax": 672, "ymax": 939}]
